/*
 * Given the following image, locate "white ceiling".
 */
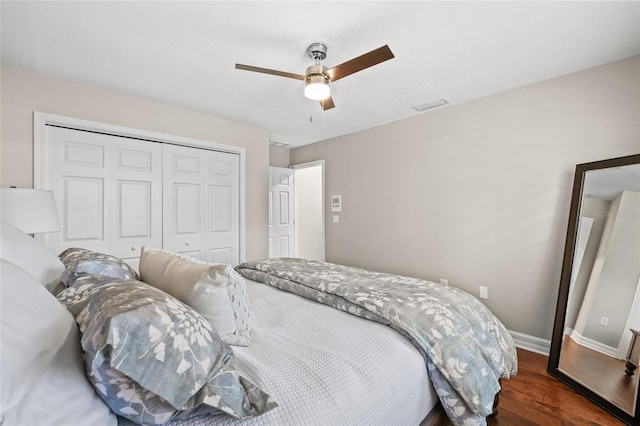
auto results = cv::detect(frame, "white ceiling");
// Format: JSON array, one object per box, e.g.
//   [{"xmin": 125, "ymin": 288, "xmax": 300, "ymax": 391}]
[{"xmin": 2, "ymin": 1, "xmax": 639, "ymax": 148}]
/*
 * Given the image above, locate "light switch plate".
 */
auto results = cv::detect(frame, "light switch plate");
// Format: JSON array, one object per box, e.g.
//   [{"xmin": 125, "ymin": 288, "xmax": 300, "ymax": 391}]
[{"xmin": 479, "ymin": 286, "xmax": 489, "ymax": 299}]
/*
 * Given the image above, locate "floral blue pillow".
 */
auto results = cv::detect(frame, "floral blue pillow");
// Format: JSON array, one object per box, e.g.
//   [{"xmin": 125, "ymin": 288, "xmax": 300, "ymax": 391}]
[
  {"xmin": 58, "ymin": 248, "xmax": 138, "ymax": 287},
  {"xmin": 57, "ymin": 274, "xmax": 277, "ymax": 425}
]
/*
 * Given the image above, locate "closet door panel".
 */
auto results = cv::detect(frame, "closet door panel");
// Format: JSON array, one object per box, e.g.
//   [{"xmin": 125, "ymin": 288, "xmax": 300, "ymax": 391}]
[
  {"xmin": 112, "ymin": 179, "xmax": 156, "ymax": 257},
  {"xmin": 208, "ymin": 248, "xmax": 233, "ymax": 264},
  {"xmin": 173, "ymin": 155, "xmax": 201, "ymax": 175},
  {"xmin": 163, "ymin": 145, "xmax": 205, "ymax": 257},
  {"xmin": 163, "ymin": 145, "xmax": 240, "ymax": 263},
  {"xmin": 64, "ymin": 142, "xmax": 105, "ymax": 167},
  {"xmin": 208, "ymin": 185, "xmax": 231, "ymax": 232},
  {"xmin": 44, "ymin": 127, "xmax": 112, "ymax": 255},
  {"xmin": 116, "ymin": 181, "xmax": 151, "ymax": 237},
  {"xmin": 173, "ymin": 183, "xmax": 201, "ymax": 234},
  {"xmin": 116, "ymin": 148, "xmax": 153, "ymax": 172},
  {"xmin": 110, "ymin": 140, "xmax": 163, "ymax": 259},
  {"xmin": 43, "ymin": 126, "xmax": 163, "ymax": 258},
  {"xmin": 204, "ymin": 152, "xmax": 239, "ymax": 265},
  {"xmin": 63, "ymin": 177, "xmax": 105, "ymax": 242}
]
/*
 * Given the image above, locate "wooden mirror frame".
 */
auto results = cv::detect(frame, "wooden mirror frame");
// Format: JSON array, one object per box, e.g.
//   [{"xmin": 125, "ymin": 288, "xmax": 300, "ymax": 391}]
[{"xmin": 548, "ymin": 153, "xmax": 640, "ymax": 425}]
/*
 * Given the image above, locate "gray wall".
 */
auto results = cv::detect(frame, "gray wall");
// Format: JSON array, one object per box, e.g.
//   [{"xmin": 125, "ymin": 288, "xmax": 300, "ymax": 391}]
[
  {"xmin": 291, "ymin": 55, "xmax": 640, "ymax": 340},
  {"xmin": 269, "ymin": 146, "xmax": 290, "ymax": 167},
  {"xmin": 1, "ymin": 66, "xmax": 270, "ymax": 262}
]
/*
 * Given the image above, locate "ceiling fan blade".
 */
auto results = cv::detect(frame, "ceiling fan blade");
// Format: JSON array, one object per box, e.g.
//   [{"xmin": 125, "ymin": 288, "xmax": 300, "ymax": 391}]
[
  {"xmin": 235, "ymin": 64, "xmax": 305, "ymax": 81},
  {"xmin": 320, "ymin": 96, "xmax": 335, "ymax": 111},
  {"xmin": 326, "ymin": 45, "xmax": 394, "ymax": 82}
]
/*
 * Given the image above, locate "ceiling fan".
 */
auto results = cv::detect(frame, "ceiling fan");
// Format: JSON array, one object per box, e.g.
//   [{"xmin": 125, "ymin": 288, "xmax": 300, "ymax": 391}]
[{"xmin": 235, "ymin": 42, "xmax": 394, "ymax": 111}]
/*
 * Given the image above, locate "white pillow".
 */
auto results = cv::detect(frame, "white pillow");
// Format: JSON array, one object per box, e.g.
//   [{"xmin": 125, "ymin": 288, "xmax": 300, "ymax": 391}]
[
  {"xmin": 0, "ymin": 222, "xmax": 64, "ymax": 291},
  {"xmin": 0, "ymin": 258, "xmax": 117, "ymax": 426},
  {"xmin": 139, "ymin": 247, "xmax": 251, "ymax": 346}
]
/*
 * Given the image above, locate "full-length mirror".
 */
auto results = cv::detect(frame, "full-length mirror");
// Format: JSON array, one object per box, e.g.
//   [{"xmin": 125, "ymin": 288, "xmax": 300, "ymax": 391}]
[{"xmin": 549, "ymin": 154, "xmax": 640, "ymax": 425}]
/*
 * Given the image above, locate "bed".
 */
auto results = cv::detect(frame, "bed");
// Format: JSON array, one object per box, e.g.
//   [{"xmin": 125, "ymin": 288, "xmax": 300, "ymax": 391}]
[{"xmin": 0, "ymin": 222, "xmax": 517, "ymax": 426}]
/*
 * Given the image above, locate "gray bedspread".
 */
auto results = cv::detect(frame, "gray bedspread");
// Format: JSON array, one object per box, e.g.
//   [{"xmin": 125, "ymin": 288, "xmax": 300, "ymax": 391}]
[{"xmin": 235, "ymin": 258, "xmax": 517, "ymax": 426}]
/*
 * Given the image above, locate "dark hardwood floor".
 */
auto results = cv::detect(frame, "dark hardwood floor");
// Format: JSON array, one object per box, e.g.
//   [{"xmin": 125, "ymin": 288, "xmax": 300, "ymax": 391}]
[
  {"xmin": 424, "ymin": 348, "xmax": 625, "ymax": 425},
  {"xmin": 559, "ymin": 336, "xmax": 638, "ymax": 415}
]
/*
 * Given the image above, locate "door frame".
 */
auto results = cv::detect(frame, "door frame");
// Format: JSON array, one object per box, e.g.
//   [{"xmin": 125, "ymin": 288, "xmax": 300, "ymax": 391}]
[
  {"xmin": 291, "ymin": 159, "xmax": 325, "ymax": 261},
  {"xmin": 33, "ymin": 112, "xmax": 247, "ymax": 262}
]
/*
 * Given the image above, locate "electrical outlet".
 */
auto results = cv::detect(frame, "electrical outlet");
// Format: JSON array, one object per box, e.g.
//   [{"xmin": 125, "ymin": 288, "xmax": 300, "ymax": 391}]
[
  {"xmin": 440, "ymin": 278, "xmax": 449, "ymax": 286},
  {"xmin": 479, "ymin": 286, "xmax": 489, "ymax": 299},
  {"xmin": 332, "ymin": 215, "xmax": 340, "ymax": 224},
  {"xmin": 600, "ymin": 316, "xmax": 609, "ymax": 326}
]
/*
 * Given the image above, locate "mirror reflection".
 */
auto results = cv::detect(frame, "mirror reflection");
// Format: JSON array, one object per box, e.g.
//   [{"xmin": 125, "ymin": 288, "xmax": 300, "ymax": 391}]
[{"xmin": 559, "ymin": 163, "xmax": 640, "ymax": 416}]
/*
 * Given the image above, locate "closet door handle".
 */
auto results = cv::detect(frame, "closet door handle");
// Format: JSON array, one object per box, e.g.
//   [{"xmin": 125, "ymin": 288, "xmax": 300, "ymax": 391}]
[
  {"xmin": 185, "ymin": 241, "xmax": 190, "ymax": 246},
  {"xmin": 130, "ymin": 246, "xmax": 138, "ymax": 252}
]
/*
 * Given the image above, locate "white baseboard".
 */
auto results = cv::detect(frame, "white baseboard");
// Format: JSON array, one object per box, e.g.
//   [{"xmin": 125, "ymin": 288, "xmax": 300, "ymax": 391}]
[
  {"xmin": 509, "ymin": 330, "xmax": 550, "ymax": 356},
  {"xmin": 569, "ymin": 330, "xmax": 618, "ymax": 358}
]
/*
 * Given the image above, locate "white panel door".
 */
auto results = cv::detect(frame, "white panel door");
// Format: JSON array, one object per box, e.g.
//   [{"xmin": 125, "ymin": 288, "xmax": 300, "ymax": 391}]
[
  {"xmin": 45, "ymin": 127, "xmax": 110, "ymax": 254},
  {"xmin": 205, "ymin": 151, "xmax": 240, "ymax": 264},
  {"xmin": 110, "ymin": 139, "xmax": 163, "ymax": 261},
  {"xmin": 42, "ymin": 126, "xmax": 162, "ymax": 260},
  {"xmin": 268, "ymin": 167, "xmax": 295, "ymax": 258},
  {"xmin": 162, "ymin": 145, "xmax": 203, "ymax": 259},
  {"xmin": 163, "ymin": 144, "xmax": 240, "ymax": 264}
]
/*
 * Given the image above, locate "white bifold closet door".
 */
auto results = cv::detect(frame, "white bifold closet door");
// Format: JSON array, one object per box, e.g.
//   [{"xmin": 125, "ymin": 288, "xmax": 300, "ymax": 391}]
[
  {"xmin": 44, "ymin": 126, "xmax": 163, "ymax": 263},
  {"xmin": 41, "ymin": 125, "xmax": 240, "ymax": 267},
  {"xmin": 162, "ymin": 144, "xmax": 240, "ymax": 264}
]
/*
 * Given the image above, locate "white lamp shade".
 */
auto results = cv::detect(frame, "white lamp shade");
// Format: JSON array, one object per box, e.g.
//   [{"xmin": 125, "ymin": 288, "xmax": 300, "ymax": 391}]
[{"xmin": 0, "ymin": 188, "xmax": 61, "ymax": 234}]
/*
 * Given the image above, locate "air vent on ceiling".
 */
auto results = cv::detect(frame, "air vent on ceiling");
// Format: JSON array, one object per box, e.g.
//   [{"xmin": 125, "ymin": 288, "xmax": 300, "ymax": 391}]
[
  {"xmin": 411, "ymin": 98, "xmax": 449, "ymax": 112},
  {"xmin": 269, "ymin": 139, "xmax": 289, "ymax": 148}
]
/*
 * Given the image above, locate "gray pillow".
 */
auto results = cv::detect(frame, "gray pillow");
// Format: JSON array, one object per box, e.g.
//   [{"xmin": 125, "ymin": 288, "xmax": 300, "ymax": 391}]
[
  {"xmin": 57, "ymin": 274, "xmax": 276, "ymax": 426},
  {"xmin": 58, "ymin": 247, "xmax": 138, "ymax": 287},
  {"xmin": 139, "ymin": 247, "xmax": 251, "ymax": 346}
]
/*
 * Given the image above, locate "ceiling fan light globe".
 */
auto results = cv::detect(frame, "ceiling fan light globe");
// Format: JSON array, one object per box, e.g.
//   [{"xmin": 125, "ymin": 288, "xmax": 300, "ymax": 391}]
[
  {"xmin": 304, "ymin": 79, "xmax": 330, "ymax": 100},
  {"xmin": 304, "ymin": 64, "xmax": 330, "ymax": 100}
]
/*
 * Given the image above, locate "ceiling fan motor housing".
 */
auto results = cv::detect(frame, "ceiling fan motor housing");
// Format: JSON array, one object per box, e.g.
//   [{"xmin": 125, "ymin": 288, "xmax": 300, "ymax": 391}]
[
  {"xmin": 307, "ymin": 42, "xmax": 328, "ymax": 62},
  {"xmin": 305, "ymin": 64, "xmax": 329, "ymax": 81}
]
